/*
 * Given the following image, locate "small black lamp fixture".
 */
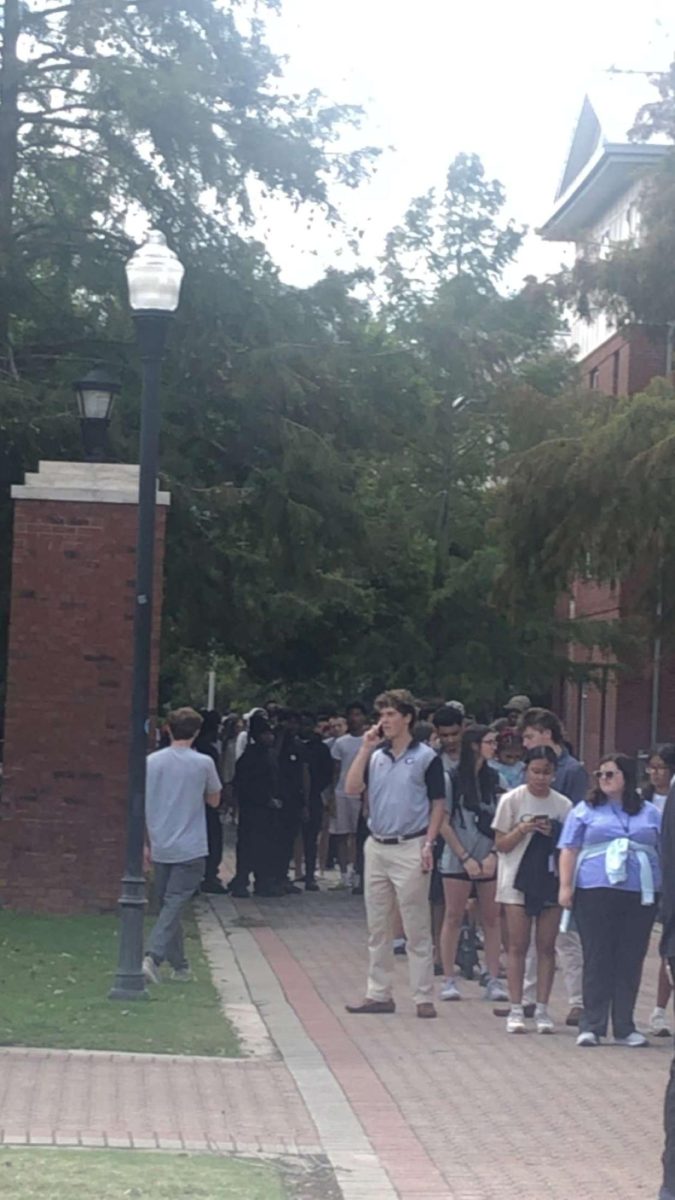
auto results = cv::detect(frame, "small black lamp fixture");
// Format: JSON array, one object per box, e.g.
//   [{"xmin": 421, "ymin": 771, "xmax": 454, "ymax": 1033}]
[{"xmin": 73, "ymin": 366, "xmax": 121, "ymax": 461}]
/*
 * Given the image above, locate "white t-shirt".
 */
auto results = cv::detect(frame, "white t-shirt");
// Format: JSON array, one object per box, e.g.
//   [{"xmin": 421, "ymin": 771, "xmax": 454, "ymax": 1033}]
[
  {"xmin": 492, "ymin": 784, "xmax": 571, "ymax": 904},
  {"xmin": 331, "ymin": 733, "xmax": 364, "ymax": 797}
]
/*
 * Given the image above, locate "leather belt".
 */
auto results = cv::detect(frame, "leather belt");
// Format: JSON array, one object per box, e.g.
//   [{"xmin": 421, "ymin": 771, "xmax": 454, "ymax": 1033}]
[{"xmin": 370, "ymin": 829, "xmax": 427, "ymax": 846}]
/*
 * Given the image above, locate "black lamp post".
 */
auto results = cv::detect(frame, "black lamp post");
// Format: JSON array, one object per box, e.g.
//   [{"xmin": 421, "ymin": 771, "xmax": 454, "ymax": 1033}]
[
  {"xmin": 73, "ymin": 367, "xmax": 120, "ymax": 462},
  {"xmin": 109, "ymin": 231, "xmax": 184, "ymax": 1001}
]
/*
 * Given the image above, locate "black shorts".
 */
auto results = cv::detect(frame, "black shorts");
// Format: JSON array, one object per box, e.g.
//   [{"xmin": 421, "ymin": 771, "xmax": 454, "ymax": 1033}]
[{"xmin": 441, "ymin": 871, "xmax": 497, "ymax": 886}]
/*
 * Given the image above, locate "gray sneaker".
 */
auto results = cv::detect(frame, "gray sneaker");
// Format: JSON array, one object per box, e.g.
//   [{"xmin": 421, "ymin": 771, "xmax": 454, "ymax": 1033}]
[
  {"xmin": 142, "ymin": 954, "xmax": 161, "ymax": 985},
  {"xmin": 171, "ymin": 967, "xmax": 192, "ymax": 983},
  {"xmin": 484, "ymin": 977, "xmax": 509, "ymax": 1002}
]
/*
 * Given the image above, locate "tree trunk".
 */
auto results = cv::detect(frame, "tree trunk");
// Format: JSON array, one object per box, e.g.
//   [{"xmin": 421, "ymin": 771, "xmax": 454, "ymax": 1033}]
[{"xmin": 0, "ymin": 0, "xmax": 21, "ymax": 370}]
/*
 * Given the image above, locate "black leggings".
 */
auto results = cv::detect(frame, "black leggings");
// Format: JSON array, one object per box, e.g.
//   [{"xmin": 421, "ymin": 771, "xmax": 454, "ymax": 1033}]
[{"xmin": 574, "ymin": 887, "xmax": 657, "ymax": 1038}]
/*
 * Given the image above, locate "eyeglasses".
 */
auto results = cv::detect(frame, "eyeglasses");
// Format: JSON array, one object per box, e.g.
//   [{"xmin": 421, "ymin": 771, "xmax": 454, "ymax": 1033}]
[
  {"xmin": 481, "ymin": 738, "xmax": 497, "ymax": 746},
  {"xmin": 594, "ymin": 769, "xmax": 617, "ymax": 780},
  {"xmin": 646, "ymin": 765, "xmax": 667, "ymax": 773}
]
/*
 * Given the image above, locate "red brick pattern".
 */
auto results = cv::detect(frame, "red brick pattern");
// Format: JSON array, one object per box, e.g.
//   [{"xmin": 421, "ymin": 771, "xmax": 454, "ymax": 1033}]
[
  {"xmin": 0, "ymin": 1049, "xmax": 320, "ymax": 1154},
  {"xmin": 0, "ymin": 498, "xmax": 166, "ymax": 913},
  {"xmin": 244, "ymin": 887, "xmax": 670, "ymax": 1199}
]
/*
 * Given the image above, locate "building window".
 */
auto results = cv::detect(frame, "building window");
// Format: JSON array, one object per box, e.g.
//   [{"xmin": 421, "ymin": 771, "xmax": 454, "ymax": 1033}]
[
  {"xmin": 589, "ymin": 367, "xmax": 599, "ymax": 390},
  {"xmin": 612, "ymin": 349, "xmax": 621, "ymax": 396}
]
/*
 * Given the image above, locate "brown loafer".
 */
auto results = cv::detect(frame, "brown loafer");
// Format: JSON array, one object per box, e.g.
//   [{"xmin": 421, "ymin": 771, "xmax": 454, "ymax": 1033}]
[
  {"xmin": 345, "ymin": 998, "xmax": 395, "ymax": 1014},
  {"xmin": 416, "ymin": 1002, "xmax": 437, "ymax": 1019},
  {"xmin": 565, "ymin": 1005, "xmax": 583, "ymax": 1027}
]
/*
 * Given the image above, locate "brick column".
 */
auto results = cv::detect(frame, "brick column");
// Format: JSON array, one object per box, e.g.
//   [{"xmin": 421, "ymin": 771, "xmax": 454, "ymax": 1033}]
[{"xmin": 0, "ymin": 462, "xmax": 169, "ymax": 913}]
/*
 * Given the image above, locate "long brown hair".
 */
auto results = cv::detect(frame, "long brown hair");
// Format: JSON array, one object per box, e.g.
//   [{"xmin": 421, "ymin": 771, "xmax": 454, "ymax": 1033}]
[{"xmin": 588, "ymin": 753, "xmax": 642, "ymax": 815}]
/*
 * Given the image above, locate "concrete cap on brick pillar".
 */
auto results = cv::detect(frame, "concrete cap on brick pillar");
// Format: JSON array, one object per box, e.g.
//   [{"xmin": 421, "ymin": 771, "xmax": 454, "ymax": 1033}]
[{"xmin": 11, "ymin": 461, "xmax": 171, "ymax": 506}]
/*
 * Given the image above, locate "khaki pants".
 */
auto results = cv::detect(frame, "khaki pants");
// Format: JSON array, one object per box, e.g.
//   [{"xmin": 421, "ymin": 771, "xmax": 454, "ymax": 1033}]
[{"xmin": 364, "ymin": 836, "xmax": 434, "ymax": 1005}]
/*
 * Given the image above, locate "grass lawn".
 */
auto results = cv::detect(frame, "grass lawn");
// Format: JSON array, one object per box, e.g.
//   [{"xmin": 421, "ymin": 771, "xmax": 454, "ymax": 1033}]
[
  {"xmin": 0, "ymin": 910, "xmax": 240, "ymax": 1056},
  {"xmin": 0, "ymin": 1148, "xmax": 286, "ymax": 1199}
]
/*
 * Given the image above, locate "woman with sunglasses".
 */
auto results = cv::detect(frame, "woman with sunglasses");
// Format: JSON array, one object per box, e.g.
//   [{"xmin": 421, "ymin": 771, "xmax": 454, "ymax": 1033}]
[
  {"xmin": 558, "ymin": 753, "xmax": 662, "ymax": 1048},
  {"xmin": 438, "ymin": 725, "xmax": 507, "ymax": 1002},
  {"xmin": 642, "ymin": 745, "xmax": 675, "ymax": 1036}
]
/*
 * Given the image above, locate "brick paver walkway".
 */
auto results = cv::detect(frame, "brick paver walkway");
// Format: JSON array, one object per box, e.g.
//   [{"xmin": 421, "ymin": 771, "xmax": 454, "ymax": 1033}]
[
  {"xmin": 0, "ymin": 869, "xmax": 671, "ymax": 1199},
  {"xmin": 0, "ymin": 1047, "xmax": 320, "ymax": 1155},
  {"xmin": 227, "ymin": 881, "xmax": 671, "ymax": 1200}
]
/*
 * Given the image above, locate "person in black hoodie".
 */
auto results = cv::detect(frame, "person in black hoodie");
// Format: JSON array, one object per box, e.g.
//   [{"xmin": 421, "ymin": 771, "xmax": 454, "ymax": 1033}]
[
  {"xmin": 230, "ymin": 713, "xmax": 283, "ymax": 898},
  {"xmin": 658, "ymin": 783, "xmax": 675, "ymax": 1199},
  {"xmin": 194, "ymin": 710, "xmax": 226, "ymax": 894},
  {"xmin": 299, "ymin": 711, "xmax": 334, "ymax": 892}
]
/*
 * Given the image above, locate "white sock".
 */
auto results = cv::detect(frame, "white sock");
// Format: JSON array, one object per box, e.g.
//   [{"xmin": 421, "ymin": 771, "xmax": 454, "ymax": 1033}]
[
  {"xmin": 535, "ymin": 1003, "xmax": 548, "ymax": 1017},
  {"xmin": 510, "ymin": 1003, "xmax": 524, "ymax": 1014},
  {"xmin": 653, "ymin": 1006, "xmax": 667, "ymax": 1017}
]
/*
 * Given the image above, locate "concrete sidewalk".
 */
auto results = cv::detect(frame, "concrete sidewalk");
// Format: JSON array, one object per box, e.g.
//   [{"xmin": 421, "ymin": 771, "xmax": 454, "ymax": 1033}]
[{"xmin": 0, "ymin": 874, "xmax": 671, "ymax": 1199}]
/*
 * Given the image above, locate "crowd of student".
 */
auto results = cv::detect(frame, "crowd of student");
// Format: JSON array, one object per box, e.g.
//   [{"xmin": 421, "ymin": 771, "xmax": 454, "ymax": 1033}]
[
  {"xmin": 150, "ymin": 690, "xmax": 672, "ymax": 1050},
  {"xmin": 139, "ymin": 686, "xmax": 675, "ymax": 1197}
]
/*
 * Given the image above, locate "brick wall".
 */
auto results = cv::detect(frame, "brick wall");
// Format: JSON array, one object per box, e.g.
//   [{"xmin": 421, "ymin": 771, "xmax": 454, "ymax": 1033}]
[
  {"xmin": 580, "ymin": 325, "xmax": 666, "ymax": 396},
  {"xmin": 0, "ymin": 498, "xmax": 166, "ymax": 913},
  {"xmin": 556, "ymin": 323, "xmax": 671, "ymax": 762}
]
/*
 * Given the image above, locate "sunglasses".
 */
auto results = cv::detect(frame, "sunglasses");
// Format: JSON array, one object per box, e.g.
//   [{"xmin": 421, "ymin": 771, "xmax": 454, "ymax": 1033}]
[{"xmin": 594, "ymin": 769, "xmax": 618, "ymax": 780}]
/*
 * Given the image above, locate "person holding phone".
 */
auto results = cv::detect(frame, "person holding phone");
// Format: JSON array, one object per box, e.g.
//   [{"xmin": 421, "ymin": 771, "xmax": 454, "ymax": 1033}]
[
  {"xmin": 492, "ymin": 747, "xmax": 571, "ymax": 1034},
  {"xmin": 344, "ymin": 689, "xmax": 446, "ymax": 1019},
  {"xmin": 558, "ymin": 753, "xmax": 661, "ymax": 1048}
]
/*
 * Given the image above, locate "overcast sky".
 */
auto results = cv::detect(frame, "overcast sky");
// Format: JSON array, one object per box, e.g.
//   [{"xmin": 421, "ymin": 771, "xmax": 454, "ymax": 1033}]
[{"xmin": 254, "ymin": 0, "xmax": 675, "ymax": 290}]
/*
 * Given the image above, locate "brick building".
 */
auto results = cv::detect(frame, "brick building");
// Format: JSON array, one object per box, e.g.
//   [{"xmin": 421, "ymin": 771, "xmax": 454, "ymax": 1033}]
[{"xmin": 539, "ymin": 77, "xmax": 672, "ymax": 762}]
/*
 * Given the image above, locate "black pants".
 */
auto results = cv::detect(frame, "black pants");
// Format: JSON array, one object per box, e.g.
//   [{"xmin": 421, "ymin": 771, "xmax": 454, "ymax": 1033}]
[
  {"xmin": 574, "ymin": 887, "xmax": 657, "ymax": 1038},
  {"xmin": 303, "ymin": 796, "xmax": 323, "ymax": 885},
  {"xmin": 661, "ymin": 960, "xmax": 675, "ymax": 1199},
  {"xmin": 233, "ymin": 804, "xmax": 277, "ymax": 891},
  {"xmin": 275, "ymin": 800, "xmax": 302, "ymax": 884},
  {"xmin": 354, "ymin": 811, "xmax": 368, "ymax": 880},
  {"xmin": 204, "ymin": 803, "xmax": 223, "ymax": 884}
]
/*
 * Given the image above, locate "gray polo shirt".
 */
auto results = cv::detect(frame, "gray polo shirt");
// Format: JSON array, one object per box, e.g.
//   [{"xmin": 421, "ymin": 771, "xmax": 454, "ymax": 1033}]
[
  {"xmin": 146, "ymin": 746, "xmax": 221, "ymax": 863},
  {"xmin": 366, "ymin": 740, "xmax": 444, "ymax": 838}
]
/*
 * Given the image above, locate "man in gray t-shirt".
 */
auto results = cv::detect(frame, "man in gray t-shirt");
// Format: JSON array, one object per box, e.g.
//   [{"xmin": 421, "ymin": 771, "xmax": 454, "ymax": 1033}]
[{"xmin": 143, "ymin": 707, "xmax": 221, "ymax": 984}]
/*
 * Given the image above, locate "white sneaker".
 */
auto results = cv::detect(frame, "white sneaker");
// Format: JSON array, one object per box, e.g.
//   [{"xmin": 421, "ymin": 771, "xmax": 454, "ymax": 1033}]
[
  {"xmin": 613, "ymin": 1031, "xmax": 649, "ymax": 1047},
  {"xmin": 142, "ymin": 954, "xmax": 161, "ymax": 985},
  {"xmin": 440, "ymin": 978, "xmax": 462, "ymax": 1001},
  {"xmin": 329, "ymin": 877, "xmax": 349, "ymax": 890},
  {"xmin": 506, "ymin": 1008, "xmax": 527, "ymax": 1034},
  {"xmin": 576, "ymin": 1031, "xmax": 599, "ymax": 1047},
  {"xmin": 650, "ymin": 1007, "xmax": 672, "ymax": 1037},
  {"xmin": 484, "ymin": 977, "xmax": 508, "ymax": 1002},
  {"xmin": 536, "ymin": 1012, "xmax": 555, "ymax": 1035}
]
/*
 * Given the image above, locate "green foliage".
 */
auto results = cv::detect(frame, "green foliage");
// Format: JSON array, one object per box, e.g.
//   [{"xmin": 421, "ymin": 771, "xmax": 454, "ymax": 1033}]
[
  {"xmin": 0, "ymin": 3, "xmax": 576, "ymax": 714},
  {"xmin": 499, "ymin": 379, "xmax": 675, "ymax": 659}
]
